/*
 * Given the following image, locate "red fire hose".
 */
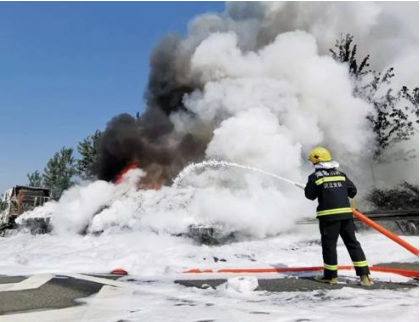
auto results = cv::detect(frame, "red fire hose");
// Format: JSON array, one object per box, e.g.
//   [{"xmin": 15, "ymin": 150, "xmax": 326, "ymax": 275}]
[
  {"xmin": 184, "ymin": 266, "xmax": 419, "ymax": 278},
  {"xmin": 352, "ymin": 208, "xmax": 419, "ymax": 257}
]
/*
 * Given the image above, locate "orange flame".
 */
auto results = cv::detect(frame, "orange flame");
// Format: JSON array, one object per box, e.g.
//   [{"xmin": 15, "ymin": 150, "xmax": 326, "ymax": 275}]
[
  {"xmin": 113, "ymin": 162, "xmax": 165, "ymax": 191},
  {"xmin": 113, "ymin": 162, "xmax": 138, "ymax": 184}
]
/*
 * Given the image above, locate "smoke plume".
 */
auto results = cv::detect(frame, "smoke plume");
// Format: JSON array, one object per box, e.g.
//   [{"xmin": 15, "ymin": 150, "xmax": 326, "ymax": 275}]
[{"xmin": 94, "ymin": 1, "xmax": 418, "ymax": 187}]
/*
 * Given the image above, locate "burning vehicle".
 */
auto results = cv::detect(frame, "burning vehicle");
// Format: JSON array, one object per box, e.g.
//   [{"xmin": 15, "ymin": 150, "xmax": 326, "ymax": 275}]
[
  {"xmin": 110, "ymin": 163, "xmax": 230, "ymax": 244},
  {"xmin": 0, "ymin": 186, "xmax": 51, "ymax": 233}
]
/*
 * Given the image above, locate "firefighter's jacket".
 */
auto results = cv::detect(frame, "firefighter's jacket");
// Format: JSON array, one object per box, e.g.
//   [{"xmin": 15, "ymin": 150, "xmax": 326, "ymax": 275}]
[{"xmin": 304, "ymin": 167, "xmax": 357, "ymax": 221}]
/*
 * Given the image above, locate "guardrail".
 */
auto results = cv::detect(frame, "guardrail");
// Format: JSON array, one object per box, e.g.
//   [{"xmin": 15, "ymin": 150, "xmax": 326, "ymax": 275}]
[{"xmin": 360, "ymin": 209, "xmax": 419, "ymax": 221}]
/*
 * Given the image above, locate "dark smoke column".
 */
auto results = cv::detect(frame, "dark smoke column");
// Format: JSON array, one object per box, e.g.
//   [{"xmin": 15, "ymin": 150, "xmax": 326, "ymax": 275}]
[{"xmin": 93, "ymin": 35, "xmax": 207, "ymax": 185}]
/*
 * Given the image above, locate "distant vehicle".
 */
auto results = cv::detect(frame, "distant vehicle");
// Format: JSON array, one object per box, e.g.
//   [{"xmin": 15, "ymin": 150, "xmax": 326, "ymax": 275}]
[{"xmin": 0, "ymin": 186, "xmax": 51, "ymax": 231}]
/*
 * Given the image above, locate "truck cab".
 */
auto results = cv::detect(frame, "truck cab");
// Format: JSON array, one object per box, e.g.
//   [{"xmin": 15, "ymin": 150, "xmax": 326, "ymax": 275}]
[{"xmin": 0, "ymin": 186, "xmax": 51, "ymax": 230}]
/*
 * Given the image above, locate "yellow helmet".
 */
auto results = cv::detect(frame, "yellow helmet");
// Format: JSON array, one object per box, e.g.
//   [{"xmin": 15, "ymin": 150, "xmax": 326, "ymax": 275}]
[{"xmin": 308, "ymin": 147, "xmax": 332, "ymax": 164}]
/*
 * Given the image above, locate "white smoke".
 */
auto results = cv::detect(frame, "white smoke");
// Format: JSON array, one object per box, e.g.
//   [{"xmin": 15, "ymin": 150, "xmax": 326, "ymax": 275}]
[
  {"xmin": 224, "ymin": 2, "xmax": 418, "ymax": 81},
  {"xmin": 173, "ymin": 30, "xmax": 373, "ymax": 179},
  {"xmin": 21, "ymin": 165, "xmax": 308, "ymax": 239},
  {"xmin": 172, "ymin": 1, "xmax": 418, "ymax": 186},
  {"xmin": 20, "ymin": 170, "xmax": 146, "ymax": 235}
]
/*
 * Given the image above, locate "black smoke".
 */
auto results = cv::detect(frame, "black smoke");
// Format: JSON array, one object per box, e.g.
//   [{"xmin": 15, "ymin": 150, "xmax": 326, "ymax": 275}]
[
  {"xmin": 145, "ymin": 34, "xmax": 196, "ymax": 116},
  {"xmin": 93, "ymin": 35, "xmax": 207, "ymax": 184}
]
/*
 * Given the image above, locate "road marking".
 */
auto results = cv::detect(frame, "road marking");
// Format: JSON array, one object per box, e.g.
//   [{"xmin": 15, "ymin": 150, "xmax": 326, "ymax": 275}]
[
  {"xmin": 80, "ymin": 285, "xmax": 136, "ymax": 320},
  {"xmin": 0, "ymin": 306, "xmax": 86, "ymax": 322},
  {"xmin": 64, "ymin": 273, "xmax": 136, "ymax": 289},
  {"xmin": 0, "ymin": 284, "xmax": 16, "ymax": 291},
  {"xmin": 5, "ymin": 274, "xmax": 54, "ymax": 291}
]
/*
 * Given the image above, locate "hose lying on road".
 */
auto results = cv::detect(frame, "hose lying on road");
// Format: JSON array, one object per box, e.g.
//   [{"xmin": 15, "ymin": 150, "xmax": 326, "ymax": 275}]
[{"xmin": 184, "ymin": 266, "xmax": 419, "ymax": 278}]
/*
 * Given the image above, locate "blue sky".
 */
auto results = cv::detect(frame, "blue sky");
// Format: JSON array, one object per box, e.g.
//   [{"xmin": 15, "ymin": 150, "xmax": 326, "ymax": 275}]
[{"xmin": 0, "ymin": 1, "xmax": 224, "ymax": 192}]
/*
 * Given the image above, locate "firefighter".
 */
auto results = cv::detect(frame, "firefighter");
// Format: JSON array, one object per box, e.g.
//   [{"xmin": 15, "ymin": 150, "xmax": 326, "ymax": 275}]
[{"xmin": 304, "ymin": 147, "xmax": 372, "ymax": 286}]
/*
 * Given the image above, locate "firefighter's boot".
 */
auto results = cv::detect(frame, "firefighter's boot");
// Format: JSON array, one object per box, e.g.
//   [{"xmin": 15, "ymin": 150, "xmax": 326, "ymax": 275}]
[
  {"xmin": 314, "ymin": 275, "xmax": 338, "ymax": 285},
  {"xmin": 360, "ymin": 275, "xmax": 372, "ymax": 286}
]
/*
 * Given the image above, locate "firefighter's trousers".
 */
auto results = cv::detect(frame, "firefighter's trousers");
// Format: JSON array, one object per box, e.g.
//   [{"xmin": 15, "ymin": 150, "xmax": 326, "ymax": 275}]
[{"xmin": 319, "ymin": 218, "xmax": 370, "ymax": 278}]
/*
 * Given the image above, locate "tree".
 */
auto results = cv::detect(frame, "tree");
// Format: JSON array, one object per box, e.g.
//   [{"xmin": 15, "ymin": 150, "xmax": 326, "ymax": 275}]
[
  {"xmin": 43, "ymin": 147, "xmax": 77, "ymax": 200},
  {"xmin": 76, "ymin": 130, "xmax": 101, "ymax": 179},
  {"xmin": 330, "ymin": 34, "xmax": 419, "ymax": 161},
  {"xmin": 330, "ymin": 34, "xmax": 371, "ymax": 81},
  {"xmin": 27, "ymin": 170, "xmax": 43, "ymax": 187}
]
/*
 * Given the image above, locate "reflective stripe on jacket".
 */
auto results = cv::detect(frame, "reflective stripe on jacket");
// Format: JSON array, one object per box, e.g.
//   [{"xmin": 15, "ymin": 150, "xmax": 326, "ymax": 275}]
[{"xmin": 304, "ymin": 168, "xmax": 357, "ymax": 221}]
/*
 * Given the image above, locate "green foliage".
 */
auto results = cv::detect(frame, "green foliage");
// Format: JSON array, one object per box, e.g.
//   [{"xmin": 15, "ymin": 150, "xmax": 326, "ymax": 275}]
[
  {"xmin": 400, "ymin": 86, "xmax": 419, "ymax": 124},
  {"xmin": 26, "ymin": 130, "xmax": 101, "ymax": 200},
  {"xmin": 27, "ymin": 170, "xmax": 43, "ymax": 187},
  {"xmin": 365, "ymin": 182, "xmax": 419, "ymax": 210},
  {"xmin": 330, "ymin": 34, "xmax": 419, "ymax": 161},
  {"xmin": 366, "ymin": 88, "xmax": 416, "ymax": 158},
  {"xmin": 330, "ymin": 34, "xmax": 371, "ymax": 80},
  {"xmin": 43, "ymin": 147, "xmax": 77, "ymax": 200},
  {"xmin": 76, "ymin": 130, "xmax": 101, "ymax": 179}
]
